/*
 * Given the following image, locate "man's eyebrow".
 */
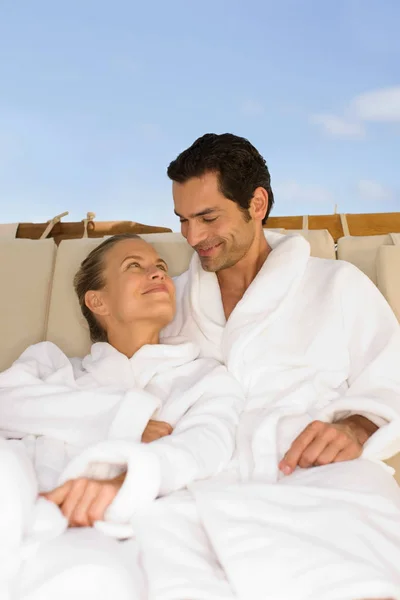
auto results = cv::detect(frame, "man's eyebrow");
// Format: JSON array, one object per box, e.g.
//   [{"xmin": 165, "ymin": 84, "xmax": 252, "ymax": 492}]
[
  {"xmin": 120, "ymin": 254, "xmax": 168, "ymax": 268},
  {"xmin": 174, "ymin": 207, "xmax": 220, "ymax": 219}
]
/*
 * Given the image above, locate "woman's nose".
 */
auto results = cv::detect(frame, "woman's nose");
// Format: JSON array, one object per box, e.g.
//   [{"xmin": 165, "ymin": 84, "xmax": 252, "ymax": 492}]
[{"xmin": 148, "ymin": 265, "xmax": 165, "ymax": 279}]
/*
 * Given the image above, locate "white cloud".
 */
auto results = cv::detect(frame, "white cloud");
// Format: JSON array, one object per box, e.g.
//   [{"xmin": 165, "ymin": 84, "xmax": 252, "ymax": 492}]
[
  {"xmin": 356, "ymin": 179, "xmax": 394, "ymax": 202},
  {"xmin": 310, "ymin": 113, "xmax": 365, "ymax": 139},
  {"xmin": 311, "ymin": 85, "xmax": 400, "ymax": 139},
  {"xmin": 351, "ymin": 86, "xmax": 400, "ymax": 122},
  {"xmin": 240, "ymin": 99, "xmax": 264, "ymax": 117}
]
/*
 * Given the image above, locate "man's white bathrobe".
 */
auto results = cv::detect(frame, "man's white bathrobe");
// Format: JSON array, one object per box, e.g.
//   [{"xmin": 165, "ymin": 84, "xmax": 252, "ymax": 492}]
[
  {"xmin": 157, "ymin": 230, "xmax": 400, "ymax": 600},
  {"xmin": 0, "ymin": 339, "xmax": 243, "ymax": 599}
]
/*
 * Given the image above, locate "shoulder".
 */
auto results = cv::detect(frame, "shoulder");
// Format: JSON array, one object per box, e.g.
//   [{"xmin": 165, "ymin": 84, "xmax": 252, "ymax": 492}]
[
  {"xmin": 305, "ymin": 257, "xmax": 397, "ymax": 326},
  {"xmin": 1, "ymin": 341, "xmax": 72, "ymax": 382},
  {"xmin": 304, "ymin": 256, "xmax": 376, "ymax": 292},
  {"xmin": 14, "ymin": 341, "xmax": 69, "ymax": 365}
]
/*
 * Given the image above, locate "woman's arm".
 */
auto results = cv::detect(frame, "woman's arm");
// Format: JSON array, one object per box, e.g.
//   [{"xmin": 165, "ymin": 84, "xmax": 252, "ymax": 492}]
[{"xmin": 55, "ymin": 364, "xmax": 245, "ymax": 533}]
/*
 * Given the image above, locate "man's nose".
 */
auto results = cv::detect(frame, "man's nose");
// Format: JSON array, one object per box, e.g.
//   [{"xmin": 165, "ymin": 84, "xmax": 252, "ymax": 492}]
[{"xmin": 185, "ymin": 222, "xmax": 207, "ymax": 248}]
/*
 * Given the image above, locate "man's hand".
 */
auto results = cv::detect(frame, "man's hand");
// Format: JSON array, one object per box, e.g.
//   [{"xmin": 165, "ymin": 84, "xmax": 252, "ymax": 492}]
[
  {"xmin": 142, "ymin": 420, "xmax": 173, "ymax": 443},
  {"xmin": 279, "ymin": 416, "xmax": 377, "ymax": 475},
  {"xmin": 41, "ymin": 473, "xmax": 125, "ymax": 527}
]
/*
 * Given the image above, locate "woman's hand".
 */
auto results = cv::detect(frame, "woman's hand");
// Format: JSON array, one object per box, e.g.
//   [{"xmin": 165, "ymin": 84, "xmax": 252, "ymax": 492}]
[
  {"xmin": 142, "ymin": 419, "xmax": 173, "ymax": 443},
  {"xmin": 42, "ymin": 473, "xmax": 125, "ymax": 527}
]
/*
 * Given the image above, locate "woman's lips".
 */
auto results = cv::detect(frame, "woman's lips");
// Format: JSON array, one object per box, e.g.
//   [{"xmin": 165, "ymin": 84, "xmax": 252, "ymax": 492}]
[
  {"xmin": 197, "ymin": 242, "xmax": 222, "ymax": 257},
  {"xmin": 143, "ymin": 284, "xmax": 169, "ymax": 294}
]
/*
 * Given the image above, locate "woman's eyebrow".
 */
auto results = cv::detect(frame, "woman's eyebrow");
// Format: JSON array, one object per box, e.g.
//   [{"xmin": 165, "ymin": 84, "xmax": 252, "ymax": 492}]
[{"xmin": 120, "ymin": 254, "xmax": 168, "ymax": 268}]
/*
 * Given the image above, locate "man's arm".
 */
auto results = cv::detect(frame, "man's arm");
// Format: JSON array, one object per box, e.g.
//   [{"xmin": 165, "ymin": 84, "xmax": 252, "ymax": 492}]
[{"xmin": 280, "ymin": 263, "xmax": 400, "ymax": 475}]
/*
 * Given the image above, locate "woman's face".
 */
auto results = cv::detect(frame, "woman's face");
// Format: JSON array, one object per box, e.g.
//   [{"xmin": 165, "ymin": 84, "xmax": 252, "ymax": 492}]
[{"xmin": 87, "ymin": 238, "xmax": 176, "ymax": 331}]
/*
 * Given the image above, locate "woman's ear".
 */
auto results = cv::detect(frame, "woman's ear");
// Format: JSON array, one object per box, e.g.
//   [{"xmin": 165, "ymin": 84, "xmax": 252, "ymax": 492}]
[{"xmin": 84, "ymin": 290, "xmax": 109, "ymax": 317}]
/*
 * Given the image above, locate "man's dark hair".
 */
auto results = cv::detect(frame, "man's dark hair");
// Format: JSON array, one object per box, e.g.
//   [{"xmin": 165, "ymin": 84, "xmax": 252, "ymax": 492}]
[{"xmin": 167, "ymin": 133, "xmax": 274, "ymax": 224}]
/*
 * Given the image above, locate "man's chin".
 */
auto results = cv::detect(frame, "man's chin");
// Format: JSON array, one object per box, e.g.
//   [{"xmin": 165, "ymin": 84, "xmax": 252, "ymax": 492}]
[{"xmin": 199, "ymin": 256, "xmax": 221, "ymax": 272}]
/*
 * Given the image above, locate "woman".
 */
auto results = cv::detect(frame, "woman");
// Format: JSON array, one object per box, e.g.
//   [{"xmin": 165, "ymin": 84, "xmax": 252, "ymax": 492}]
[{"xmin": 0, "ymin": 234, "xmax": 244, "ymax": 598}]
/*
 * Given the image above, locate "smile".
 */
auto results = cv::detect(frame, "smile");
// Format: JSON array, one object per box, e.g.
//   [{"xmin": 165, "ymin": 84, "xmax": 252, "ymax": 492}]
[
  {"xmin": 197, "ymin": 242, "xmax": 223, "ymax": 257},
  {"xmin": 143, "ymin": 285, "xmax": 169, "ymax": 295}
]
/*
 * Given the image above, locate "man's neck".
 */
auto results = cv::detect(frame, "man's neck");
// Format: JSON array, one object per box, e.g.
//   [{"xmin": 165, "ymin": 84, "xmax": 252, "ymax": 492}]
[
  {"xmin": 217, "ymin": 234, "xmax": 272, "ymax": 320},
  {"xmin": 107, "ymin": 322, "xmax": 161, "ymax": 358}
]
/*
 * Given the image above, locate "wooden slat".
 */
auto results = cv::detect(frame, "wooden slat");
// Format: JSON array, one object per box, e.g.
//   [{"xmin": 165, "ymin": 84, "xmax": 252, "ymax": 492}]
[
  {"xmin": 266, "ymin": 212, "xmax": 400, "ymax": 242},
  {"xmin": 16, "ymin": 221, "xmax": 172, "ymax": 245}
]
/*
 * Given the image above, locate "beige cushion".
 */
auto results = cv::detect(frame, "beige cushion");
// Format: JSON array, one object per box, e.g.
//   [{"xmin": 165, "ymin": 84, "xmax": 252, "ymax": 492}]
[
  {"xmin": 0, "ymin": 239, "xmax": 56, "ymax": 371},
  {"xmin": 376, "ymin": 246, "xmax": 400, "ymax": 322},
  {"xmin": 46, "ymin": 239, "xmax": 100, "ymax": 357},
  {"xmin": 139, "ymin": 232, "xmax": 194, "ymax": 277},
  {"xmin": 287, "ymin": 230, "xmax": 336, "ymax": 260},
  {"xmin": 337, "ymin": 234, "xmax": 395, "ymax": 284},
  {"xmin": 386, "ymin": 453, "xmax": 400, "ymax": 482}
]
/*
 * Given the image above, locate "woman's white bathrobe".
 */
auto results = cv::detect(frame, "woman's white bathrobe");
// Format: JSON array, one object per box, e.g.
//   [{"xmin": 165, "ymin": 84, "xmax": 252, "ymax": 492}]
[
  {"xmin": 0, "ymin": 339, "xmax": 244, "ymax": 599},
  {"xmin": 156, "ymin": 230, "xmax": 400, "ymax": 600}
]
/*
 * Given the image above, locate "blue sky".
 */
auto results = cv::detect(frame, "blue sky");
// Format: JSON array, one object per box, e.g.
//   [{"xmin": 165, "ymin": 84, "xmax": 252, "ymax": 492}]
[{"xmin": 1, "ymin": 0, "xmax": 399, "ymax": 231}]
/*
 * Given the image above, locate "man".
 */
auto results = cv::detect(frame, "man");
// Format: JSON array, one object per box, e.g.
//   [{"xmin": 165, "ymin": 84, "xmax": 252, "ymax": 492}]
[{"xmin": 160, "ymin": 133, "xmax": 400, "ymax": 599}]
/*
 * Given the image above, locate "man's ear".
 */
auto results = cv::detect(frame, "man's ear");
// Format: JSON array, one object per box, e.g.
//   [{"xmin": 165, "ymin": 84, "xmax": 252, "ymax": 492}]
[
  {"xmin": 84, "ymin": 290, "xmax": 110, "ymax": 317},
  {"xmin": 250, "ymin": 187, "xmax": 269, "ymax": 222}
]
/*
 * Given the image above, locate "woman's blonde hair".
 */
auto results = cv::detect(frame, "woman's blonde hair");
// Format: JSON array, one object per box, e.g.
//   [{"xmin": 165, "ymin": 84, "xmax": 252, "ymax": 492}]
[{"xmin": 74, "ymin": 233, "xmax": 140, "ymax": 343}]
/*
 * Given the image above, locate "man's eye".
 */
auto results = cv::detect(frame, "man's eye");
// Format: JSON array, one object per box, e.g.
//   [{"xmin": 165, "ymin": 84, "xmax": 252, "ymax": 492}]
[
  {"xmin": 203, "ymin": 217, "xmax": 218, "ymax": 223},
  {"xmin": 179, "ymin": 219, "xmax": 187, "ymax": 224}
]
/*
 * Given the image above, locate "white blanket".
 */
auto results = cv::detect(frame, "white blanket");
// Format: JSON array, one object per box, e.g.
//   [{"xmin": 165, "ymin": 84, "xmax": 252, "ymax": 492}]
[{"xmin": 0, "ymin": 438, "xmax": 66, "ymax": 600}]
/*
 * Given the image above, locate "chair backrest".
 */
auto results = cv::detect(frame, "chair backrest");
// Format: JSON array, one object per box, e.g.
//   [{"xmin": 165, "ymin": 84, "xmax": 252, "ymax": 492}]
[
  {"xmin": 376, "ymin": 245, "xmax": 400, "ymax": 322},
  {"xmin": 0, "ymin": 239, "xmax": 56, "ymax": 371},
  {"xmin": 337, "ymin": 234, "xmax": 395, "ymax": 284}
]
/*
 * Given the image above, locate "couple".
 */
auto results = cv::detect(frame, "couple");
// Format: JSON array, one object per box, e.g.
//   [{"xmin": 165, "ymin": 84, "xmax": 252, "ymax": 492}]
[{"xmin": 2, "ymin": 133, "xmax": 400, "ymax": 600}]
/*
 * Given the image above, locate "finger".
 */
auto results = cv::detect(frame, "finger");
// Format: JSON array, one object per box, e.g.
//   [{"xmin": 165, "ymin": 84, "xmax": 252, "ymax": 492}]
[
  {"xmin": 87, "ymin": 484, "xmax": 118, "ymax": 525},
  {"xmin": 142, "ymin": 427, "xmax": 163, "ymax": 443},
  {"xmin": 333, "ymin": 442, "xmax": 362, "ymax": 464},
  {"xmin": 280, "ymin": 421, "xmax": 324, "ymax": 474},
  {"xmin": 313, "ymin": 442, "xmax": 343, "ymax": 466},
  {"xmin": 314, "ymin": 432, "xmax": 351, "ymax": 466},
  {"xmin": 297, "ymin": 428, "xmax": 337, "ymax": 468},
  {"xmin": 42, "ymin": 480, "xmax": 73, "ymax": 506},
  {"xmin": 70, "ymin": 480, "xmax": 100, "ymax": 527},
  {"xmin": 158, "ymin": 421, "xmax": 173, "ymax": 435},
  {"xmin": 60, "ymin": 478, "xmax": 89, "ymax": 524}
]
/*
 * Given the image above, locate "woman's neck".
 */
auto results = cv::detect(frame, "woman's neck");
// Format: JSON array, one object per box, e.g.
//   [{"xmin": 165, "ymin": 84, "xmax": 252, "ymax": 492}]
[{"xmin": 107, "ymin": 323, "xmax": 161, "ymax": 358}]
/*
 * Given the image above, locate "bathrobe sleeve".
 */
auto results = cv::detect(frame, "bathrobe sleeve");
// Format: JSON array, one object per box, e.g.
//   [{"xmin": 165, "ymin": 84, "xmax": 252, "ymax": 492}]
[
  {"xmin": 318, "ymin": 263, "xmax": 400, "ymax": 460},
  {"xmin": 0, "ymin": 342, "xmax": 160, "ymax": 447},
  {"xmin": 58, "ymin": 363, "xmax": 244, "ymax": 535},
  {"xmin": 146, "ymin": 363, "xmax": 243, "ymax": 493}
]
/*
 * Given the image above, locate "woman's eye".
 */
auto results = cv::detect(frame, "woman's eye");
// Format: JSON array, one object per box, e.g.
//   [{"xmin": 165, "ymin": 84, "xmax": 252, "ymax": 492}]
[
  {"xmin": 157, "ymin": 264, "xmax": 167, "ymax": 272},
  {"xmin": 127, "ymin": 261, "xmax": 140, "ymax": 268}
]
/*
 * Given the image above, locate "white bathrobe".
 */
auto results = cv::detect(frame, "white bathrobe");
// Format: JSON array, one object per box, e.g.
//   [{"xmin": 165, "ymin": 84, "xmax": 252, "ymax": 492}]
[
  {"xmin": 0, "ymin": 338, "xmax": 244, "ymax": 599},
  {"xmin": 154, "ymin": 230, "xmax": 400, "ymax": 600}
]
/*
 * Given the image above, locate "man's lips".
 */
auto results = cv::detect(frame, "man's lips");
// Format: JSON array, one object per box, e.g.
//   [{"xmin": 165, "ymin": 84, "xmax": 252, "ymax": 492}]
[
  {"xmin": 142, "ymin": 284, "xmax": 169, "ymax": 295},
  {"xmin": 197, "ymin": 242, "xmax": 223, "ymax": 257}
]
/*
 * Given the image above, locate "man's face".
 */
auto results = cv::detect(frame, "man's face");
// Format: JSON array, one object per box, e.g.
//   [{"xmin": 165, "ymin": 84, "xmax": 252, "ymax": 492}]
[{"xmin": 173, "ymin": 171, "xmax": 257, "ymax": 272}]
